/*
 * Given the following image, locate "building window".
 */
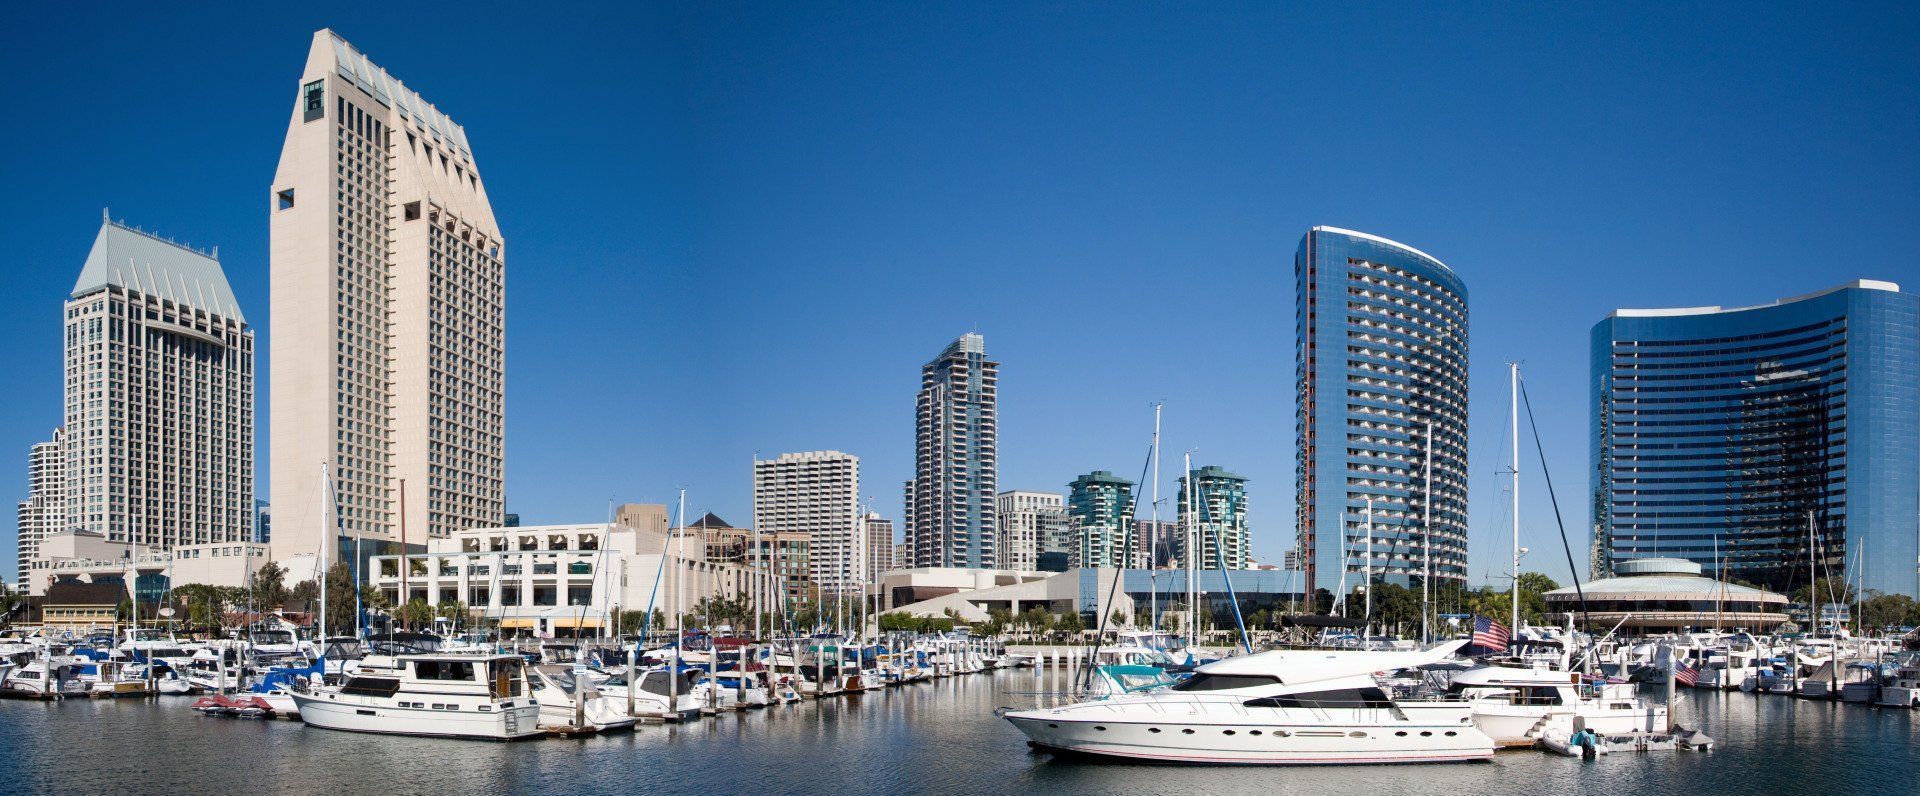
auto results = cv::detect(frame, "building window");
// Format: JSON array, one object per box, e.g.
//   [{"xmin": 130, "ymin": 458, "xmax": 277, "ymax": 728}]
[
  {"xmin": 277, "ymin": 189, "xmax": 296, "ymax": 211},
  {"xmin": 303, "ymin": 80, "xmax": 325, "ymax": 122}
]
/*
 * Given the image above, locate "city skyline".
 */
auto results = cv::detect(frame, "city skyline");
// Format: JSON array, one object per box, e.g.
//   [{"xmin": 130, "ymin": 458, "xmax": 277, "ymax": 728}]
[{"xmin": 5, "ymin": 6, "xmax": 1920, "ymax": 591}]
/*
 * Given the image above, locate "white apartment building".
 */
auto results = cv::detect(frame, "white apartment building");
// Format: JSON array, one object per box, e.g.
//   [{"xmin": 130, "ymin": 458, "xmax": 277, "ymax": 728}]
[
  {"xmin": 994, "ymin": 490, "xmax": 1067, "ymax": 572},
  {"xmin": 65, "ymin": 217, "xmax": 255, "ymax": 554},
  {"xmin": 270, "ymin": 30, "xmax": 505, "ymax": 562},
  {"xmin": 15, "ymin": 430, "xmax": 64, "ymax": 587},
  {"xmin": 754, "ymin": 452, "xmax": 861, "ymax": 594},
  {"xmin": 368, "ymin": 523, "xmax": 772, "ymax": 637}
]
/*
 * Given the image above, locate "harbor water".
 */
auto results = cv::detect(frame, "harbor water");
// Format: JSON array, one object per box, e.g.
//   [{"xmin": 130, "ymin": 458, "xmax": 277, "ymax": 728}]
[{"xmin": 1, "ymin": 670, "xmax": 1913, "ymax": 795}]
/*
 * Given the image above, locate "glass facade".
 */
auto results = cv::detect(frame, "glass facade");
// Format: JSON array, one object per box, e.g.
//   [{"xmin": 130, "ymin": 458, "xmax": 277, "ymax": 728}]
[
  {"xmin": 1295, "ymin": 227, "xmax": 1470, "ymax": 599},
  {"xmin": 1592, "ymin": 281, "xmax": 1920, "ymax": 595}
]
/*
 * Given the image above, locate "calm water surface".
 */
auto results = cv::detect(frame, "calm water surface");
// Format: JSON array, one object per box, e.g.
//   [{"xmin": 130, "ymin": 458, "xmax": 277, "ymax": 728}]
[{"xmin": 1, "ymin": 671, "xmax": 1913, "ymax": 795}]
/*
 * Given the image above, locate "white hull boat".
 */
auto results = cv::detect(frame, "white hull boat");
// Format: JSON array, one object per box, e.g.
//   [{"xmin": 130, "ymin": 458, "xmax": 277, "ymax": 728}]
[
  {"xmin": 1003, "ymin": 641, "xmax": 1494, "ymax": 765},
  {"xmin": 293, "ymin": 653, "xmax": 543, "ymax": 740}
]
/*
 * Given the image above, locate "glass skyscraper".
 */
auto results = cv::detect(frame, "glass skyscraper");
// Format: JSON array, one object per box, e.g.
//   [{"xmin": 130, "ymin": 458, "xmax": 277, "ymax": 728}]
[
  {"xmin": 905, "ymin": 333, "xmax": 999, "ymax": 568},
  {"xmin": 1294, "ymin": 227, "xmax": 1470, "ymax": 601},
  {"xmin": 1592, "ymin": 280, "xmax": 1919, "ymax": 596}
]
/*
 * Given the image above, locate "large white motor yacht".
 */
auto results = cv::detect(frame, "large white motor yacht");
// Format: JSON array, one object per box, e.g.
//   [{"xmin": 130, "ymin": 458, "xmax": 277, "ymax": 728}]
[
  {"xmin": 1001, "ymin": 641, "xmax": 1494, "ymax": 765},
  {"xmin": 292, "ymin": 653, "xmax": 543, "ymax": 740},
  {"xmin": 1441, "ymin": 664, "xmax": 1664, "ymax": 746}
]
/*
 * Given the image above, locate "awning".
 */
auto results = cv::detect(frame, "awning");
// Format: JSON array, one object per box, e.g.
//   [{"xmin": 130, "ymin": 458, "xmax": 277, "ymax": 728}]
[
  {"xmin": 552, "ymin": 617, "xmax": 602, "ymax": 629},
  {"xmin": 498, "ymin": 618, "xmax": 535, "ymax": 629}
]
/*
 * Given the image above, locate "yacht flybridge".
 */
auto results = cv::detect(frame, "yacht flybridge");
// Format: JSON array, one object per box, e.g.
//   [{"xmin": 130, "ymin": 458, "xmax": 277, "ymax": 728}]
[
  {"xmin": 1000, "ymin": 641, "xmax": 1495, "ymax": 765},
  {"xmin": 291, "ymin": 653, "xmax": 543, "ymax": 740}
]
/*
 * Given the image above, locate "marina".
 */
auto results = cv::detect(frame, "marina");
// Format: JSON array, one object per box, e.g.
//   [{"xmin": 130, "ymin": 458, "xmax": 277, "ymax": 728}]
[{"xmin": 1, "ymin": 644, "xmax": 1915, "ymax": 795}]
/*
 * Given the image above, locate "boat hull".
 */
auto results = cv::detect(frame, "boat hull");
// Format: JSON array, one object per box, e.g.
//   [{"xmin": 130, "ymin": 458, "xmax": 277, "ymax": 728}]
[
  {"xmin": 1003, "ymin": 706, "xmax": 1493, "ymax": 765},
  {"xmin": 292, "ymin": 693, "xmax": 542, "ymax": 740}
]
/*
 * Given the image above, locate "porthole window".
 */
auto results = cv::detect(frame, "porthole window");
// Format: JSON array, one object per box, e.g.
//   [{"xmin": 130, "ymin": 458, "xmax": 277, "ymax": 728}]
[
  {"xmin": 1395, "ymin": 731, "xmax": 1408, "ymax": 737},
  {"xmin": 1094, "ymin": 726, "xmax": 1107, "ymax": 732},
  {"xmin": 1419, "ymin": 731, "xmax": 1432, "ymax": 737},
  {"xmin": 1047, "ymin": 723, "xmax": 1058, "ymax": 728},
  {"xmin": 1444, "ymin": 731, "xmax": 1457, "ymax": 737},
  {"xmin": 1181, "ymin": 729, "xmax": 1195, "ymax": 735},
  {"xmin": 1223, "ymin": 730, "xmax": 1236, "ymax": 736},
  {"xmin": 1148, "ymin": 728, "xmax": 1161, "ymax": 734},
  {"xmin": 1249, "ymin": 730, "xmax": 1263, "ymax": 736},
  {"xmin": 1349, "ymin": 731, "xmax": 1367, "ymax": 738}
]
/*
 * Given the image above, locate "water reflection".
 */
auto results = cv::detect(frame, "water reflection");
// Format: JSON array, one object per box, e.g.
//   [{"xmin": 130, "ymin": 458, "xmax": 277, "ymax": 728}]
[{"xmin": 1, "ymin": 671, "xmax": 1913, "ymax": 795}]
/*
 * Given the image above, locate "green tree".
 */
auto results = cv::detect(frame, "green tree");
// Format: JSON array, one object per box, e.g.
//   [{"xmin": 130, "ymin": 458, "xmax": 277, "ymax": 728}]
[
  {"xmin": 436, "ymin": 600, "xmax": 470, "ymax": 629},
  {"xmin": 1108, "ymin": 609, "xmax": 1130, "ymax": 629},
  {"xmin": 1056, "ymin": 611, "xmax": 1086, "ymax": 635},
  {"xmin": 1792, "ymin": 577, "xmax": 1857, "ymax": 608},
  {"xmin": 289, "ymin": 579, "xmax": 320, "ymax": 615},
  {"xmin": 401, "ymin": 598, "xmax": 435, "ymax": 630},
  {"xmin": 249, "ymin": 561, "xmax": 289, "ymax": 611},
  {"xmin": 322, "ymin": 562, "xmax": 359, "ymax": 635},
  {"xmin": 1857, "ymin": 592, "xmax": 1917, "ymax": 631}
]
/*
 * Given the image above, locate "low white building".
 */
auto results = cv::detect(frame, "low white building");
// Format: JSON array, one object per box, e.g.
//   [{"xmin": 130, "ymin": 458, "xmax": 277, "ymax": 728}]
[
  {"xmin": 26, "ymin": 530, "xmax": 271, "ymax": 598},
  {"xmin": 369, "ymin": 523, "xmax": 775, "ymax": 637}
]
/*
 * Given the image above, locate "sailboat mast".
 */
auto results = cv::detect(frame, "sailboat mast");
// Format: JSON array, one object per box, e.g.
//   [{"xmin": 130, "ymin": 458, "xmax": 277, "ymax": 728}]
[
  {"xmin": 317, "ymin": 462, "xmax": 331, "ymax": 649},
  {"xmin": 1363, "ymin": 499, "xmax": 1373, "ymax": 629},
  {"xmin": 1151, "ymin": 403, "xmax": 1161, "ymax": 628},
  {"xmin": 752, "ymin": 452, "xmax": 762, "ymax": 640},
  {"xmin": 1184, "ymin": 451, "xmax": 1198, "ymax": 648},
  {"xmin": 1422, "ymin": 418, "xmax": 1433, "ymax": 644},
  {"xmin": 1510, "ymin": 363, "xmax": 1520, "ymax": 637}
]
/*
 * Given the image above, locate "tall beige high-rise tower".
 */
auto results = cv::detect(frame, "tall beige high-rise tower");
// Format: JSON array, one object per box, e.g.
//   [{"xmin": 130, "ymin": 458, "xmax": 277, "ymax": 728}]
[
  {"xmin": 66, "ymin": 219, "xmax": 255, "ymax": 552},
  {"xmin": 269, "ymin": 30, "xmax": 505, "ymax": 563},
  {"xmin": 15, "ymin": 429, "xmax": 65, "ymax": 588}
]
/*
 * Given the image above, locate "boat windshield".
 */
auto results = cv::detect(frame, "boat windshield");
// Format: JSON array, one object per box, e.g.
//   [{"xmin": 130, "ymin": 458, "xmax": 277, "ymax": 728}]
[{"xmin": 251, "ymin": 631, "xmax": 294, "ymax": 645}]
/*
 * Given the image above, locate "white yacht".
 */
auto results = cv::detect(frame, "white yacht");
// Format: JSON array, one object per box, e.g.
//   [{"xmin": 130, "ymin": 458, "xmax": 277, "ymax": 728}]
[
  {"xmin": 1441, "ymin": 664, "xmax": 1664, "ymax": 746},
  {"xmin": 1874, "ymin": 652, "xmax": 1920, "ymax": 708},
  {"xmin": 529, "ymin": 664, "xmax": 638, "ymax": 732},
  {"xmin": 592, "ymin": 667, "xmax": 704, "ymax": 722},
  {"xmin": 292, "ymin": 653, "xmax": 543, "ymax": 740},
  {"xmin": 1001, "ymin": 641, "xmax": 1494, "ymax": 765}
]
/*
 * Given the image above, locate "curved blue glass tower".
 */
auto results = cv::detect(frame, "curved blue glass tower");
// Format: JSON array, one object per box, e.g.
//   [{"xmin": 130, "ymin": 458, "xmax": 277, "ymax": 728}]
[
  {"xmin": 1295, "ymin": 227, "xmax": 1470, "ymax": 602},
  {"xmin": 1592, "ymin": 280, "xmax": 1920, "ymax": 596}
]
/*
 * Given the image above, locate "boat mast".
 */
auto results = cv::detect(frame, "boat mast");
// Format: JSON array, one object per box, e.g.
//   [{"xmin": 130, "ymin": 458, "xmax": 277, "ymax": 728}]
[
  {"xmin": 752, "ymin": 452, "xmax": 762, "ymax": 641},
  {"xmin": 1422, "ymin": 418, "xmax": 1434, "ymax": 645},
  {"xmin": 1510, "ymin": 362, "xmax": 1520, "ymax": 638},
  {"xmin": 676, "ymin": 488, "xmax": 686, "ymax": 650},
  {"xmin": 317, "ymin": 462, "xmax": 331, "ymax": 651},
  {"xmin": 1184, "ymin": 451, "xmax": 1198, "ymax": 649},
  {"xmin": 1151, "ymin": 403, "xmax": 1161, "ymax": 630},
  {"xmin": 1363, "ymin": 498, "xmax": 1373, "ymax": 631}
]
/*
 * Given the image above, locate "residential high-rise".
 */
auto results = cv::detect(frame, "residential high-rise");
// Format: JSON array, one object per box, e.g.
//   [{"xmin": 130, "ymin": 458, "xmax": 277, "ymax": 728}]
[
  {"xmin": 905, "ymin": 333, "xmax": 999, "ymax": 568},
  {"xmin": 269, "ymin": 30, "xmax": 506, "ymax": 563},
  {"xmin": 865, "ymin": 513, "xmax": 895, "ymax": 578},
  {"xmin": 15, "ymin": 430, "xmax": 64, "ymax": 587},
  {"xmin": 1295, "ymin": 226, "xmax": 1469, "ymax": 598},
  {"xmin": 65, "ymin": 218, "xmax": 256, "ymax": 552},
  {"xmin": 1069, "ymin": 471, "xmax": 1142, "ymax": 569},
  {"xmin": 996, "ymin": 490, "xmax": 1069, "ymax": 571},
  {"xmin": 1178, "ymin": 466, "xmax": 1251, "ymax": 570},
  {"xmin": 1593, "ymin": 280, "xmax": 1920, "ymax": 595},
  {"xmin": 755, "ymin": 451, "xmax": 861, "ymax": 594}
]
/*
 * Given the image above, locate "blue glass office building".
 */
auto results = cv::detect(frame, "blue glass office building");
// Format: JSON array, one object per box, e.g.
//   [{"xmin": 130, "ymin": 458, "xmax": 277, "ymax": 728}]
[
  {"xmin": 1593, "ymin": 281, "xmax": 1920, "ymax": 596},
  {"xmin": 1295, "ymin": 227, "xmax": 1470, "ymax": 600}
]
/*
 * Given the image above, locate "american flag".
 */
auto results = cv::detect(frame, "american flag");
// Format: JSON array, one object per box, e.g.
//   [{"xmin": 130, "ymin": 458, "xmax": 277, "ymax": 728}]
[
  {"xmin": 1471, "ymin": 616, "xmax": 1510, "ymax": 652},
  {"xmin": 1674, "ymin": 661, "xmax": 1699, "ymax": 687}
]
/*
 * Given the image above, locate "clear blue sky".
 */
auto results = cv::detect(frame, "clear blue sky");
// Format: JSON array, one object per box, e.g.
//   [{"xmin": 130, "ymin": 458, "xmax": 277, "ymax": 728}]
[{"xmin": 3, "ymin": 3, "xmax": 1917, "ymax": 588}]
